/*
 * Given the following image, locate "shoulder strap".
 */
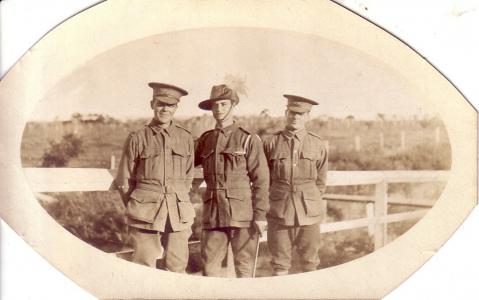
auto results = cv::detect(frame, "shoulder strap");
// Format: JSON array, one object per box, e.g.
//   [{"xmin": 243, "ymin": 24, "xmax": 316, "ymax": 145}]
[
  {"xmin": 174, "ymin": 123, "xmax": 191, "ymax": 134},
  {"xmin": 198, "ymin": 129, "xmax": 214, "ymax": 141},
  {"xmin": 307, "ymin": 130, "xmax": 322, "ymax": 140},
  {"xmin": 238, "ymin": 126, "xmax": 251, "ymax": 135}
]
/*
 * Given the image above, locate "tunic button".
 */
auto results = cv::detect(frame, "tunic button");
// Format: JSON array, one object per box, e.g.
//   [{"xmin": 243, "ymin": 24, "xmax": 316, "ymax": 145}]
[{"xmin": 293, "ymin": 163, "xmax": 297, "ymax": 167}]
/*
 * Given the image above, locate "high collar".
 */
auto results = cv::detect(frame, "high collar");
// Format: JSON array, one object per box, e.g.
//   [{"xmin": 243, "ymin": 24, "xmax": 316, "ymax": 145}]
[
  {"xmin": 148, "ymin": 118, "xmax": 174, "ymax": 136},
  {"xmin": 282, "ymin": 128, "xmax": 307, "ymax": 142},
  {"xmin": 215, "ymin": 121, "xmax": 238, "ymax": 134}
]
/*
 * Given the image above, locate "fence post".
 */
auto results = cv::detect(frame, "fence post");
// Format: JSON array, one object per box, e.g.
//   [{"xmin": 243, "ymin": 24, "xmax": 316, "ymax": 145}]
[
  {"xmin": 374, "ymin": 181, "xmax": 388, "ymax": 250},
  {"xmin": 379, "ymin": 132, "xmax": 384, "ymax": 151},
  {"xmin": 110, "ymin": 155, "xmax": 115, "ymax": 170},
  {"xmin": 354, "ymin": 135, "xmax": 361, "ymax": 152},
  {"xmin": 366, "ymin": 202, "xmax": 374, "ymax": 236},
  {"xmin": 435, "ymin": 127, "xmax": 440, "ymax": 144}
]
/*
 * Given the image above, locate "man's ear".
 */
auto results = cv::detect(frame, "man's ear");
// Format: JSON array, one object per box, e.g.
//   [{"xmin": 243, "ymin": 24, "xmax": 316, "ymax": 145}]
[{"xmin": 150, "ymin": 100, "xmax": 155, "ymax": 110}]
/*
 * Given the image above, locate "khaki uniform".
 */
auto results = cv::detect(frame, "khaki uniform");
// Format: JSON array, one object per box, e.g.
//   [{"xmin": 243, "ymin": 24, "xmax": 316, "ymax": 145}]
[
  {"xmin": 195, "ymin": 122, "xmax": 269, "ymax": 277},
  {"xmin": 115, "ymin": 120, "xmax": 195, "ymax": 271},
  {"xmin": 263, "ymin": 128, "xmax": 328, "ymax": 274}
]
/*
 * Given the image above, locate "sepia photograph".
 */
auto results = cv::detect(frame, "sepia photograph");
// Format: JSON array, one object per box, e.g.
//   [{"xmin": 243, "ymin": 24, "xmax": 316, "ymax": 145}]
[
  {"xmin": 1, "ymin": 0, "xmax": 477, "ymax": 299},
  {"xmin": 20, "ymin": 26, "xmax": 452, "ymax": 276}
]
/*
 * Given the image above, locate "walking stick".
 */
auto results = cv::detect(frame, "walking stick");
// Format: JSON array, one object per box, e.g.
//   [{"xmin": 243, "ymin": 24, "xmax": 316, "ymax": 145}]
[{"xmin": 252, "ymin": 232, "xmax": 261, "ymax": 278}]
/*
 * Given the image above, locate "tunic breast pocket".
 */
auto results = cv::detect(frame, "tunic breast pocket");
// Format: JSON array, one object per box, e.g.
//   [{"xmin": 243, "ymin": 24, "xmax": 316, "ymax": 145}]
[
  {"xmin": 171, "ymin": 145, "xmax": 190, "ymax": 178},
  {"xmin": 139, "ymin": 148, "xmax": 162, "ymax": 179},
  {"xmin": 222, "ymin": 148, "xmax": 247, "ymax": 174},
  {"xmin": 299, "ymin": 149, "xmax": 318, "ymax": 179},
  {"xmin": 269, "ymin": 152, "xmax": 288, "ymax": 181}
]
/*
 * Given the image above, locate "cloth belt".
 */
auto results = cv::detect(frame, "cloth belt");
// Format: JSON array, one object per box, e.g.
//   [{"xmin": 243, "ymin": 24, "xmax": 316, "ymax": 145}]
[
  {"xmin": 271, "ymin": 181, "xmax": 316, "ymax": 192},
  {"xmin": 205, "ymin": 182, "xmax": 251, "ymax": 190},
  {"xmin": 136, "ymin": 183, "xmax": 185, "ymax": 193}
]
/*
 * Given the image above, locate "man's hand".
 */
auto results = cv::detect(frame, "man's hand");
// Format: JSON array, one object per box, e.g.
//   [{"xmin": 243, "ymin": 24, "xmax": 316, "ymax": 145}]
[
  {"xmin": 253, "ymin": 220, "xmax": 268, "ymax": 237},
  {"xmin": 117, "ymin": 185, "xmax": 131, "ymax": 207}
]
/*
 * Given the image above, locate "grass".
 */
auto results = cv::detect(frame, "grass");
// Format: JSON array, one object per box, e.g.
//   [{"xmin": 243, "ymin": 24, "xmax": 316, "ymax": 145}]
[
  {"xmin": 22, "ymin": 116, "xmax": 450, "ymax": 170},
  {"xmin": 25, "ymin": 116, "xmax": 451, "ymax": 276},
  {"xmin": 37, "ymin": 181, "xmax": 447, "ymax": 276}
]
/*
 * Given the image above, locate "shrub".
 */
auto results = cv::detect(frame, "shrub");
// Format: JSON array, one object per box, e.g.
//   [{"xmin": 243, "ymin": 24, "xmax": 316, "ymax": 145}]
[
  {"xmin": 42, "ymin": 133, "xmax": 84, "ymax": 167},
  {"xmin": 389, "ymin": 143, "xmax": 451, "ymax": 170},
  {"xmin": 328, "ymin": 143, "xmax": 451, "ymax": 171},
  {"xmin": 39, "ymin": 191, "xmax": 129, "ymax": 252},
  {"xmin": 318, "ymin": 229, "xmax": 374, "ymax": 269}
]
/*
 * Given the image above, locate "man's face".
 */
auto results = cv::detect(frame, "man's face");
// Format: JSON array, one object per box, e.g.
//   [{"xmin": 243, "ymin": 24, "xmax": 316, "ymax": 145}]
[
  {"xmin": 151, "ymin": 100, "xmax": 178, "ymax": 124},
  {"xmin": 211, "ymin": 99, "xmax": 234, "ymax": 121},
  {"xmin": 285, "ymin": 109, "xmax": 309, "ymax": 131}
]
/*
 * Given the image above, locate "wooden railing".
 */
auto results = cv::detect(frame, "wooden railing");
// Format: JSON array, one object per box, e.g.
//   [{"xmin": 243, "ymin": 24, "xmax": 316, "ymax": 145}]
[
  {"xmin": 319, "ymin": 170, "xmax": 448, "ymax": 249},
  {"xmin": 24, "ymin": 168, "xmax": 449, "ymax": 252}
]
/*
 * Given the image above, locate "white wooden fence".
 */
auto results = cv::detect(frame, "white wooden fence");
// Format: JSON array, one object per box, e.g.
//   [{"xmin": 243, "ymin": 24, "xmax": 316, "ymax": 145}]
[
  {"xmin": 322, "ymin": 170, "xmax": 448, "ymax": 249},
  {"xmin": 24, "ymin": 168, "xmax": 449, "ymax": 253}
]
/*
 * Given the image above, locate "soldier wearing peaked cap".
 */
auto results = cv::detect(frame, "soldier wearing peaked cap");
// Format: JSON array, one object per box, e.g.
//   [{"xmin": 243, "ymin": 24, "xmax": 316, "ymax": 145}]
[
  {"xmin": 263, "ymin": 94, "xmax": 328, "ymax": 276},
  {"xmin": 115, "ymin": 82, "xmax": 195, "ymax": 272},
  {"xmin": 195, "ymin": 84, "xmax": 270, "ymax": 277}
]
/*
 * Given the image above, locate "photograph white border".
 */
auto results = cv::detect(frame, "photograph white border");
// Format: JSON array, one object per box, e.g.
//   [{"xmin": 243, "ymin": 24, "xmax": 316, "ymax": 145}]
[{"xmin": 1, "ymin": 1, "xmax": 477, "ymax": 299}]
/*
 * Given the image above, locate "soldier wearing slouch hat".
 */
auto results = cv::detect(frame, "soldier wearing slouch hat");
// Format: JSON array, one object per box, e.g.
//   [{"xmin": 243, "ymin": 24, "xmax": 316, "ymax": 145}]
[{"xmin": 195, "ymin": 84, "xmax": 269, "ymax": 277}]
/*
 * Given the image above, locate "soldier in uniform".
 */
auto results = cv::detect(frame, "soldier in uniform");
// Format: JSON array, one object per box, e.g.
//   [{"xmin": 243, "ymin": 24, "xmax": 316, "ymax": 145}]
[
  {"xmin": 115, "ymin": 82, "xmax": 196, "ymax": 272},
  {"xmin": 194, "ymin": 84, "xmax": 269, "ymax": 277},
  {"xmin": 263, "ymin": 95, "xmax": 328, "ymax": 276}
]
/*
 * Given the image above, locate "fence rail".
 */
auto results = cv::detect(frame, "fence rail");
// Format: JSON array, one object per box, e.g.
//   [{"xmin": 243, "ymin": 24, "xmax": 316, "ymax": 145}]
[{"xmin": 23, "ymin": 167, "xmax": 449, "ymax": 251}]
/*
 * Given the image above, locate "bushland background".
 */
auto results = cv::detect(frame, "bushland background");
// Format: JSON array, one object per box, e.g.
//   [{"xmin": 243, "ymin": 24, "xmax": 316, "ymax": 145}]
[{"xmin": 21, "ymin": 113, "xmax": 450, "ymax": 276}]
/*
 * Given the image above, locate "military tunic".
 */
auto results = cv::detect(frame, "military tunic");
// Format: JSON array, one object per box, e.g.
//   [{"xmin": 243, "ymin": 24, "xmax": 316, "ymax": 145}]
[
  {"xmin": 194, "ymin": 122, "xmax": 269, "ymax": 228},
  {"xmin": 263, "ymin": 129, "xmax": 328, "ymax": 225},
  {"xmin": 263, "ymin": 128, "xmax": 328, "ymax": 274},
  {"xmin": 116, "ymin": 121, "xmax": 196, "ymax": 232},
  {"xmin": 194, "ymin": 122, "xmax": 269, "ymax": 277}
]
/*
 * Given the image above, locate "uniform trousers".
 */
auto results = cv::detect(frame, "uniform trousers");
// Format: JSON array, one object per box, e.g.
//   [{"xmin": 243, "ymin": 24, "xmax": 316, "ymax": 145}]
[
  {"xmin": 267, "ymin": 222, "xmax": 320, "ymax": 275},
  {"xmin": 129, "ymin": 218, "xmax": 191, "ymax": 273},
  {"xmin": 201, "ymin": 227, "xmax": 259, "ymax": 277}
]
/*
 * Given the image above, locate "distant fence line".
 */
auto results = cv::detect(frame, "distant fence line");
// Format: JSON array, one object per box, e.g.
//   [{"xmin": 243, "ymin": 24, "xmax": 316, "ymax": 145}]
[
  {"xmin": 105, "ymin": 126, "xmax": 443, "ymax": 169},
  {"xmin": 26, "ymin": 119, "xmax": 445, "ymax": 149},
  {"xmin": 349, "ymin": 127, "xmax": 442, "ymax": 152}
]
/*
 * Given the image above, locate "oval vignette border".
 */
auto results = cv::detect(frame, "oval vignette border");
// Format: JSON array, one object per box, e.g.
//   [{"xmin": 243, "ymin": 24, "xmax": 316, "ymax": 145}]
[{"xmin": 0, "ymin": 1, "xmax": 476, "ymax": 299}]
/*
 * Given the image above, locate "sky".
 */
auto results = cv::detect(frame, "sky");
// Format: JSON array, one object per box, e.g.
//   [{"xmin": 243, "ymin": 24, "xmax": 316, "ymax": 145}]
[{"xmin": 30, "ymin": 27, "xmax": 429, "ymax": 121}]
